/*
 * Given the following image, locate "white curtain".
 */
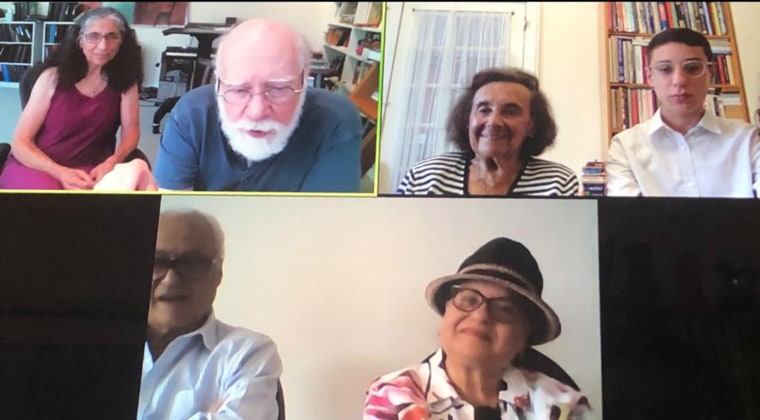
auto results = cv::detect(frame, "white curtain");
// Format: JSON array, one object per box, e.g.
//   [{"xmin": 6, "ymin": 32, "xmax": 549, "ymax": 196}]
[{"xmin": 387, "ymin": 9, "xmax": 513, "ymax": 191}]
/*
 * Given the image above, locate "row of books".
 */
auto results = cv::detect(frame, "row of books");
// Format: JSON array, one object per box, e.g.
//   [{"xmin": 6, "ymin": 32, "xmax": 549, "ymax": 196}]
[
  {"xmin": 610, "ymin": 36, "xmax": 737, "ymax": 85},
  {"xmin": 611, "ymin": 87, "xmax": 658, "ymax": 131},
  {"xmin": 0, "ymin": 44, "xmax": 31, "ymax": 64},
  {"xmin": 607, "ymin": 2, "xmax": 728, "ymax": 36},
  {"xmin": 0, "ymin": 63, "xmax": 29, "ymax": 82},
  {"xmin": 0, "ymin": 23, "xmax": 33, "ymax": 43},
  {"xmin": 611, "ymin": 87, "xmax": 741, "ymax": 131}
]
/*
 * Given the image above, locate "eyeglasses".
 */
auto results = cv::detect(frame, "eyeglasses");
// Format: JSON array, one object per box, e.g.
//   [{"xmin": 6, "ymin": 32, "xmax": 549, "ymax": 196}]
[
  {"xmin": 650, "ymin": 59, "xmax": 710, "ymax": 79},
  {"xmin": 449, "ymin": 285, "xmax": 524, "ymax": 324},
  {"xmin": 216, "ymin": 71, "xmax": 305, "ymax": 105},
  {"xmin": 82, "ymin": 31, "xmax": 123, "ymax": 44},
  {"xmin": 153, "ymin": 253, "xmax": 220, "ymax": 280}
]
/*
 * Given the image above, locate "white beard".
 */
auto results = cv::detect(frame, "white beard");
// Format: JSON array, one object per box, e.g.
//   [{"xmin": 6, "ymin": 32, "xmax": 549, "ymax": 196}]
[{"xmin": 218, "ymin": 91, "xmax": 306, "ymax": 163}]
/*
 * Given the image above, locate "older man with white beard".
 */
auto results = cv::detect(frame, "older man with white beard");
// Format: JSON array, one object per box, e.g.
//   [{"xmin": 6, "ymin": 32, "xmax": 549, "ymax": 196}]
[{"xmin": 151, "ymin": 18, "xmax": 363, "ymax": 192}]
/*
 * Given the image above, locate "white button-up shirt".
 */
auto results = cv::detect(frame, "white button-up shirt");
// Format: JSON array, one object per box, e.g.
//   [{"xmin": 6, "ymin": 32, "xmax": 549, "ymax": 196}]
[
  {"xmin": 138, "ymin": 312, "xmax": 282, "ymax": 420},
  {"xmin": 606, "ymin": 109, "xmax": 760, "ymax": 197}
]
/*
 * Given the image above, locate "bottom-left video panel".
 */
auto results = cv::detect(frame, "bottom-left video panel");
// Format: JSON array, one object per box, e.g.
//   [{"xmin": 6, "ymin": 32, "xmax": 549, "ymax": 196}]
[{"xmin": 0, "ymin": 193, "xmax": 162, "ymax": 420}]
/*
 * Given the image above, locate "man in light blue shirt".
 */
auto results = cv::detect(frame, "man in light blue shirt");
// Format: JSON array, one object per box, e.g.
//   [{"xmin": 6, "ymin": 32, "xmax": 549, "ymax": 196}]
[{"xmin": 138, "ymin": 210, "xmax": 283, "ymax": 420}]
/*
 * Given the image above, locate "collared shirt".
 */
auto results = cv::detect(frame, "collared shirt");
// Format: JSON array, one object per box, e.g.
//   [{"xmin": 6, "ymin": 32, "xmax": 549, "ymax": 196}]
[
  {"xmin": 363, "ymin": 349, "xmax": 591, "ymax": 420},
  {"xmin": 138, "ymin": 312, "xmax": 282, "ymax": 420},
  {"xmin": 606, "ymin": 109, "xmax": 760, "ymax": 197}
]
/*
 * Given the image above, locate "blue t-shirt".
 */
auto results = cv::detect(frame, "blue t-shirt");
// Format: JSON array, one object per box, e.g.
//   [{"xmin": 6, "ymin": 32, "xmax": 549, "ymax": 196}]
[{"xmin": 154, "ymin": 84, "xmax": 362, "ymax": 192}]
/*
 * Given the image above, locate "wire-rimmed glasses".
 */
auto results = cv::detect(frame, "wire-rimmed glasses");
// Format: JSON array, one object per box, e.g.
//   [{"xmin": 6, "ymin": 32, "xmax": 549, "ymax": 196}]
[{"xmin": 216, "ymin": 70, "xmax": 305, "ymax": 105}]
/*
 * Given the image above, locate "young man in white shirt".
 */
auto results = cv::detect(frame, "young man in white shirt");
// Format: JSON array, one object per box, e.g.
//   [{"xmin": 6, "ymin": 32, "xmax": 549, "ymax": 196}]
[{"xmin": 606, "ymin": 28, "xmax": 760, "ymax": 197}]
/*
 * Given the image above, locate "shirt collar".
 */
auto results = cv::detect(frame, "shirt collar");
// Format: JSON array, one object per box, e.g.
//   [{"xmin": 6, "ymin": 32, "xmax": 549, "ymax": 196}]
[
  {"xmin": 648, "ymin": 108, "xmax": 722, "ymax": 136},
  {"xmin": 176, "ymin": 310, "xmax": 220, "ymax": 352},
  {"xmin": 424, "ymin": 348, "xmax": 532, "ymax": 410}
]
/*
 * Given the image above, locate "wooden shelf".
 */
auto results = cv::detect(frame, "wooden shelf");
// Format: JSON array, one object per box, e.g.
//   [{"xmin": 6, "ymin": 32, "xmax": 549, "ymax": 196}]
[{"xmin": 607, "ymin": 31, "xmax": 730, "ymax": 39}]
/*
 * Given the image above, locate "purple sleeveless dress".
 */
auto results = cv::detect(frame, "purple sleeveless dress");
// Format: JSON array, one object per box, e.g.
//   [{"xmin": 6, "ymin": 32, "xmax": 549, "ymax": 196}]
[{"xmin": 0, "ymin": 85, "xmax": 121, "ymax": 190}]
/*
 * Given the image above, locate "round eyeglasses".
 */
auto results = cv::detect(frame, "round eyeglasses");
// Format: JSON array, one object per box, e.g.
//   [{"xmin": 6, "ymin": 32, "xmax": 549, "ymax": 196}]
[
  {"xmin": 216, "ymin": 72, "xmax": 305, "ymax": 105},
  {"xmin": 449, "ymin": 285, "xmax": 525, "ymax": 324},
  {"xmin": 82, "ymin": 32, "xmax": 123, "ymax": 44},
  {"xmin": 650, "ymin": 59, "xmax": 710, "ymax": 79},
  {"xmin": 153, "ymin": 253, "xmax": 219, "ymax": 280}
]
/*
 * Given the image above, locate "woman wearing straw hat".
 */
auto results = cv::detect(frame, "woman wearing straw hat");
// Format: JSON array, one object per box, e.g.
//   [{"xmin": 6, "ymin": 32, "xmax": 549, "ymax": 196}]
[{"xmin": 363, "ymin": 237, "xmax": 591, "ymax": 420}]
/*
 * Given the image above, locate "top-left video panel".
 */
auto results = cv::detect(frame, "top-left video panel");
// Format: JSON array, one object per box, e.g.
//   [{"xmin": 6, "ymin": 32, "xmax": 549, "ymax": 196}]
[{"xmin": 0, "ymin": 2, "xmax": 383, "ymax": 196}]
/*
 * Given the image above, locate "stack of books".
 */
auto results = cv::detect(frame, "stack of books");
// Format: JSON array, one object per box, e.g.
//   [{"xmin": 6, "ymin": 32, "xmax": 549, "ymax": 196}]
[{"xmin": 581, "ymin": 161, "xmax": 607, "ymax": 197}]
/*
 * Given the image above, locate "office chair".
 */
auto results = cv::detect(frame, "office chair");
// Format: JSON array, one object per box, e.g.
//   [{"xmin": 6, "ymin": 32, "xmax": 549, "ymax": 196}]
[
  {"xmin": 0, "ymin": 143, "xmax": 10, "ymax": 174},
  {"xmin": 10, "ymin": 62, "xmax": 152, "ymax": 171}
]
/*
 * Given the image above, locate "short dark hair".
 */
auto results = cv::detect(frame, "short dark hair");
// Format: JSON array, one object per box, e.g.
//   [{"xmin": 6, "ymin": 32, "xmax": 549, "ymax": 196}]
[
  {"xmin": 42, "ymin": 7, "xmax": 143, "ymax": 92},
  {"xmin": 647, "ymin": 27, "xmax": 713, "ymax": 63},
  {"xmin": 446, "ymin": 67, "xmax": 557, "ymax": 160}
]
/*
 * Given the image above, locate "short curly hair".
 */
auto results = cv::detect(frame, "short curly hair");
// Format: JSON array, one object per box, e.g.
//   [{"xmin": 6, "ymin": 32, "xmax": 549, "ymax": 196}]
[{"xmin": 447, "ymin": 67, "xmax": 557, "ymax": 160}]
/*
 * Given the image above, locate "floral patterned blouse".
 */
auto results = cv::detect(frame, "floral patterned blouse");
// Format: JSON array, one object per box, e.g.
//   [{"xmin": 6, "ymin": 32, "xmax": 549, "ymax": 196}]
[{"xmin": 363, "ymin": 349, "xmax": 591, "ymax": 420}]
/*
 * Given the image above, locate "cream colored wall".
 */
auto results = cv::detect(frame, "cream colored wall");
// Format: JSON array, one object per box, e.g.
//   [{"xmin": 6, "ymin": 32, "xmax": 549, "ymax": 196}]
[
  {"xmin": 160, "ymin": 195, "xmax": 603, "ymax": 420},
  {"xmin": 732, "ymin": 2, "xmax": 760, "ymax": 125},
  {"xmin": 537, "ymin": 2, "xmax": 606, "ymax": 174}
]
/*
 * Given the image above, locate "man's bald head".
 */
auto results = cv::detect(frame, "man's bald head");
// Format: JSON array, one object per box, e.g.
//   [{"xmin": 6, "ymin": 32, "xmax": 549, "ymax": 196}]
[{"xmin": 215, "ymin": 18, "xmax": 312, "ymax": 82}]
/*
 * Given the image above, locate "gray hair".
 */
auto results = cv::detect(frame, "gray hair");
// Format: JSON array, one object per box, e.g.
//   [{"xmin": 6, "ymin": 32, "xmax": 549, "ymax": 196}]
[
  {"xmin": 159, "ymin": 209, "xmax": 226, "ymax": 260},
  {"xmin": 78, "ymin": 7, "xmax": 127, "ymax": 34}
]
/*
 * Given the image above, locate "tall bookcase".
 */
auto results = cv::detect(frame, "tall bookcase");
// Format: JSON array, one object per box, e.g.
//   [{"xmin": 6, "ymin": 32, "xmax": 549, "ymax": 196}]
[
  {"xmin": 0, "ymin": 21, "xmax": 36, "ymax": 85},
  {"xmin": 43, "ymin": 21, "xmax": 75, "ymax": 60},
  {"xmin": 323, "ymin": 2, "xmax": 383, "ymax": 177},
  {"xmin": 601, "ymin": 2, "xmax": 750, "ymax": 144}
]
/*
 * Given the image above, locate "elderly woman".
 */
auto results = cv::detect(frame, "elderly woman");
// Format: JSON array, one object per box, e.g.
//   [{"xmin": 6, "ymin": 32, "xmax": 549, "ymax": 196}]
[
  {"xmin": 397, "ymin": 68, "xmax": 578, "ymax": 196},
  {"xmin": 363, "ymin": 237, "xmax": 590, "ymax": 419},
  {"xmin": 0, "ymin": 7, "xmax": 143, "ymax": 190}
]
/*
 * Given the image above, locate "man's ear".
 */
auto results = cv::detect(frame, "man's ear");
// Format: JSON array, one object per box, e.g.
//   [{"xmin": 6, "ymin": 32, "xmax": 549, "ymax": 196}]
[
  {"xmin": 212, "ymin": 264, "xmax": 223, "ymax": 287},
  {"xmin": 645, "ymin": 66, "xmax": 653, "ymax": 86}
]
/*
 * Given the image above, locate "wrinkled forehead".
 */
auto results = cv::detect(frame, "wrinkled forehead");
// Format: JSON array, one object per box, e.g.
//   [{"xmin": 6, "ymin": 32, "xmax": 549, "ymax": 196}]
[
  {"xmin": 473, "ymin": 81, "xmax": 531, "ymax": 105},
  {"xmin": 217, "ymin": 29, "xmax": 302, "ymax": 85}
]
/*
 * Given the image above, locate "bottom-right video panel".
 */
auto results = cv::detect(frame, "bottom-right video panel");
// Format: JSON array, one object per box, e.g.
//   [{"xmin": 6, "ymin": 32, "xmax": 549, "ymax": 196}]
[{"xmin": 598, "ymin": 198, "xmax": 760, "ymax": 419}]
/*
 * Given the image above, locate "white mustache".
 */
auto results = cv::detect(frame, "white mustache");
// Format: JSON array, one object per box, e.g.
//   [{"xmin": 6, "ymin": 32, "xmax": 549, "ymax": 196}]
[{"xmin": 232, "ymin": 120, "xmax": 285, "ymax": 133}]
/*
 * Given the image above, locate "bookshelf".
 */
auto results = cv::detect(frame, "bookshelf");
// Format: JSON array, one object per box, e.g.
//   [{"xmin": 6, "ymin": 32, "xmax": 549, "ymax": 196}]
[
  {"xmin": 0, "ymin": 21, "xmax": 35, "ymax": 86},
  {"xmin": 43, "ymin": 21, "xmax": 75, "ymax": 60},
  {"xmin": 601, "ymin": 2, "xmax": 750, "ymax": 144},
  {"xmin": 323, "ymin": 2, "xmax": 382, "ymax": 176},
  {"xmin": 323, "ymin": 2, "xmax": 381, "ymax": 96}
]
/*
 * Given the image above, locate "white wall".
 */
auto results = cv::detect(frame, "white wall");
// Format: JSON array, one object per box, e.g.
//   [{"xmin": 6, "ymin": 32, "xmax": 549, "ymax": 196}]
[{"xmin": 159, "ymin": 195, "xmax": 603, "ymax": 420}]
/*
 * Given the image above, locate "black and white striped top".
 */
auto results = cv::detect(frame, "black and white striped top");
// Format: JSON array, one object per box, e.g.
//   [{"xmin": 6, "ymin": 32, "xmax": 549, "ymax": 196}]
[{"xmin": 396, "ymin": 152, "xmax": 579, "ymax": 196}]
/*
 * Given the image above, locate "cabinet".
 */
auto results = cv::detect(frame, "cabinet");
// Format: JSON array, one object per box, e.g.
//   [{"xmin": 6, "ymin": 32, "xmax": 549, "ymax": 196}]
[
  {"xmin": 601, "ymin": 2, "xmax": 750, "ymax": 143},
  {"xmin": 0, "ymin": 21, "xmax": 35, "ymax": 85},
  {"xmin": 43, "ymin": 21, "xmax": 75, "ymax": 60}
]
